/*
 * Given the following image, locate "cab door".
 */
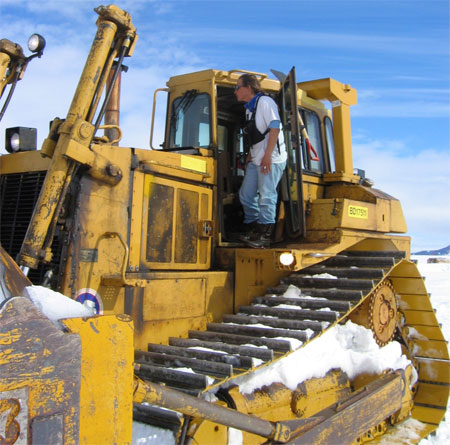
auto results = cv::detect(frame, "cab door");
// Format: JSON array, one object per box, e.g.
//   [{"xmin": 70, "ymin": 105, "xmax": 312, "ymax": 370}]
[{"xmin": 277, "ymin": 67, "xmax": 306, "ymax": 239}]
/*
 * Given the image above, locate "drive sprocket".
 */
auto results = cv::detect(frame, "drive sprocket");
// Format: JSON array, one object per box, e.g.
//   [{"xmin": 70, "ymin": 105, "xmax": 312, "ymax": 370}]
[{"xmin": 368, "ymin": 280, "xmax": 397, "ymax": 346}]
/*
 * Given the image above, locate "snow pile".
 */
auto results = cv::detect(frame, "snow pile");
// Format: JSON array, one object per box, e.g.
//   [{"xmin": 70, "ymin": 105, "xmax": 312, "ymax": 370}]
[
  {"xmin": 379, "ymin": 418, "xmax": 424, "ymax": 443},
  {"xmin": 235, "ymin": 320, "xmax": 410, "ymax": 394},
  {"xmin": 26, "ymin": 285, "xmax": 95, "ymax": 326}
]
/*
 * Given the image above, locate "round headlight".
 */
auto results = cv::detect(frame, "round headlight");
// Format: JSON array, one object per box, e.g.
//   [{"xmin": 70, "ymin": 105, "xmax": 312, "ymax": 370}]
[
  {"xmin": 10, "ymin": 132, "xmax": 21, "ymax": 152},
  {"xmin": 28, "ymin": 33, "xmax": 46, "ymax": 53},
  {"xmin": 279, "ymin": 252, "xmax": 295, "ymax": 267}
]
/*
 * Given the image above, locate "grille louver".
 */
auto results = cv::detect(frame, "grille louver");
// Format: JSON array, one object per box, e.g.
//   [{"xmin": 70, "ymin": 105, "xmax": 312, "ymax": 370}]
[{"xmin": 0, "ymin": 171, "xmax": 62, "ymax": 285}]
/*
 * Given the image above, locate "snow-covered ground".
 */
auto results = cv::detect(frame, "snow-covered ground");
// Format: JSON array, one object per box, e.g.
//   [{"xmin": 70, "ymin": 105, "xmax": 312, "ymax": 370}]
[{"xmin": 132, "ymin": 255, "xmax": 450, "ymax": 444}]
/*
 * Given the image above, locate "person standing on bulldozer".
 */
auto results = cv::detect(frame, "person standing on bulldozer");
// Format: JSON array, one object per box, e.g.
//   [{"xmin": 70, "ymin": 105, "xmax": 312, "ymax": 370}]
[{"xmin": 235, "ymin": 74, "xmax": 287, "ymax": 248}]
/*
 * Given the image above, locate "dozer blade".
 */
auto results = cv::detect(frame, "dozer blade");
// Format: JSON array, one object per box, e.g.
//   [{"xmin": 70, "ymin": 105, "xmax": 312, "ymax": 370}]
[{"xmin": 0, "ymin": 245, "xmax": 31, "ymax": 302}]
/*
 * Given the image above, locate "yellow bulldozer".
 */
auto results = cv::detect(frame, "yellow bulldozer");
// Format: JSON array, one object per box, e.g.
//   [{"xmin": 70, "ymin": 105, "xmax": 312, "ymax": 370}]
[{"xmin": 0, "ymin": 4, "xmax": 448, "ymax": 444}]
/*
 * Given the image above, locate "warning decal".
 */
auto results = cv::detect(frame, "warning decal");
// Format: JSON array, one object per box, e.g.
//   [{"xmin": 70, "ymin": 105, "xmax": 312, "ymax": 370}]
[
  {"xmin": 181, "ymin": 155, "xmax": 207, "ymax": 173},
  {"xmin": 75, "ymin": 288, "xmax": 104, "ymax": 314}
]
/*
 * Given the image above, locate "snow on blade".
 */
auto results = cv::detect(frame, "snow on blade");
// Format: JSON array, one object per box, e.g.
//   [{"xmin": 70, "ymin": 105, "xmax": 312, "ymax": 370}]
[{"xmin": 26, "ymin": 285, "xmax": 94, "ymax": 326}]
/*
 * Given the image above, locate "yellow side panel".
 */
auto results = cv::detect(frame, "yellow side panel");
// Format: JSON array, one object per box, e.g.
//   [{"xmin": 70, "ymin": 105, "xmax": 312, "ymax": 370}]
[
  {"xmin": 235, "ymin": 249, "xmax": 287, "ymax": 310},
  {"xmin": 143, "ymin": 278, "xmax": 206, "ymax": 321},
  {"xmin": 63, "ymin": 315, "xmax": 134, "ymax": 445},
  {"xmin": 306, "ymin": 198, "xmax": 398, "ymax": 232},
  {"xmin": 0, "ymin": 150, "xmax": 51, "ymax": 173},
  {"xmin": 139, "ymin": 174, "xmax": 212, "ymax": 270},
  {"xmin": 128, "ymin": 271, "xmax": 233, "ymax": 349},
  {"xmin": 134, "ymin": 317, "xmax": 207, "ymax": 350},
  {"xmin": 306, "ymin": 199, "xmax": 365, "ymax": 231},
  {"xmin": 60, "ymin": 144, "xmax": 132, "ymax": 298}
]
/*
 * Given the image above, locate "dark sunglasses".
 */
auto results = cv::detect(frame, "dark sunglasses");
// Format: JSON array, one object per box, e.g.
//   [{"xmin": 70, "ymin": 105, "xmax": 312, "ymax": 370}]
[{"xmin": 235, "ymin": 84, "xmax": 244, "ymax": 91}]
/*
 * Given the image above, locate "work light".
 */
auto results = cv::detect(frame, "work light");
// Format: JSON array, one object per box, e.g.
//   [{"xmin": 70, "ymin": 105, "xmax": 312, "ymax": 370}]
[
  {"xmin": 5, "ymin": 127, "xmax": 37, "ymax": 153},
  {"xmin": 27, "ymin": 34, "xmax": 46, "ymax": 54}
]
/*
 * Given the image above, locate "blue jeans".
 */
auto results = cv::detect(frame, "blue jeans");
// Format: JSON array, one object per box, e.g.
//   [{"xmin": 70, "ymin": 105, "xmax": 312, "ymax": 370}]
[{"xmin": 239, "ymin": 161, "xmax": 286, "ymax": 225}]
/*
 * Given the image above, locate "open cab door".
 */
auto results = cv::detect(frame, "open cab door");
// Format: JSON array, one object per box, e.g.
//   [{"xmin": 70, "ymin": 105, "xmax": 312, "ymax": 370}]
[{"xmin": 277, "ymin": 67, "xmax": 306, "ymax": 239}]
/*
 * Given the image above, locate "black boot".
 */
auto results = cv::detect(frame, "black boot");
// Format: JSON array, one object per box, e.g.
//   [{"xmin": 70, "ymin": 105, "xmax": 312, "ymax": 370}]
[
  {"xmin": 243, "ymin": 223, "xmax": 274, "ymax": 248},
  {"xmin": 238, "ymin": 221, "xmax": 258, "ymax": 242}
]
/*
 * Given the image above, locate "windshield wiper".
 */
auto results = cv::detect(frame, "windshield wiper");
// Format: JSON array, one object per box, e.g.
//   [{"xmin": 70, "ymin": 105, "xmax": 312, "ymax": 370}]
[{"xmin": 171, "ymin": 89, "xmax": 197, "ymax": 130}]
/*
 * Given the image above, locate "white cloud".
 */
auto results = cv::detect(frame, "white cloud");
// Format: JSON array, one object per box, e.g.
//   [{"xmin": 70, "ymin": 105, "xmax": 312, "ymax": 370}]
[
  {"xmin": 354, "ymin": 87, "xmax": 450, "ymax": 118},
  {"xmin": 353, "ymin": 138, "xmax": 450, "ymax": 251},
  {"xmin": 353, "ymin": 101, "xmax": 450, "ymax": 118},
  {"xmin": 163, "ymin": 27, "xmax": 449, "ymax": 56}
]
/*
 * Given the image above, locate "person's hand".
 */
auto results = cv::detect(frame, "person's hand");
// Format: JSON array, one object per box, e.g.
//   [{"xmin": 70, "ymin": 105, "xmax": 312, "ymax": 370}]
[{"xmin": 261, "ymin": 155, "xmax": 271, "ymax": 174}]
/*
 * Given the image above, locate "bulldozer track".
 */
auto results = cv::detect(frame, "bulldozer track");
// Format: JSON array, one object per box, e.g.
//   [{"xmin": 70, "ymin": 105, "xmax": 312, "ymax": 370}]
[{"xmin": 134, "ymin": 250, "xmax": 450, "ymax": 439}]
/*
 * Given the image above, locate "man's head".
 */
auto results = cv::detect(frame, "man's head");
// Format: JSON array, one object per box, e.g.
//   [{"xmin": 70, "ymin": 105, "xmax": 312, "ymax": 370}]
[{"xmin": 234, "ymin": 74, "xmax": 263, "ymax": 102}]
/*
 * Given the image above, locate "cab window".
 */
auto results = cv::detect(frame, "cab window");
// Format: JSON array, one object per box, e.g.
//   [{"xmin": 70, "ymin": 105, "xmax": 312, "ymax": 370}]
[
  {"xmin": 217, "ymin": 124, "xmax": 228, "ymax": 151},
  {"xmin": 169, "ymin": 92, "xmax": 211, "ymax": 148},
  {"xmin": 299, "ymin": 108, "xmax": 325, "ymax": 173},
  {"xmin": 324, "ymin": 116, "xmax": 335, "ymax": 173}
]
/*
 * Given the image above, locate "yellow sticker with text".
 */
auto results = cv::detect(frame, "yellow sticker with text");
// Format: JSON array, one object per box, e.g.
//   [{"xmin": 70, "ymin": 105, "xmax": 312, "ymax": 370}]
[
  {"xmin": 181, "ymin": 156, "xmax": 206, "ymax": 173},
  {"xmin": 348, "ymin": 205, "xmax": 368, "ymax": 219}
]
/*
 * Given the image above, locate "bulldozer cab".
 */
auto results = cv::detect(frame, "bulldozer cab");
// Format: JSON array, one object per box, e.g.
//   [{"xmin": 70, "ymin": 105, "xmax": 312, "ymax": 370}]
[{"xmin": 156, "ymin": 67, "xmax": 339, "ymax": 246}]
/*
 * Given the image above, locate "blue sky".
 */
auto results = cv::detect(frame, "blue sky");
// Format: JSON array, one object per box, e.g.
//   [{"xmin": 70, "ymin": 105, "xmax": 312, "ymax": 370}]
[{"xmin": 1, "ymin": 0, "xmax": 449, "ymax": 250}]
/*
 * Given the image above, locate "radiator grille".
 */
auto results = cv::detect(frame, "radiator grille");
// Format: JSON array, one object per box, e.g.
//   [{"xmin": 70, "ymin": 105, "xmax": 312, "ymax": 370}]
[{"xmin": 0, "ymin": 171, "xmax": 62, "ymax": 285}]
